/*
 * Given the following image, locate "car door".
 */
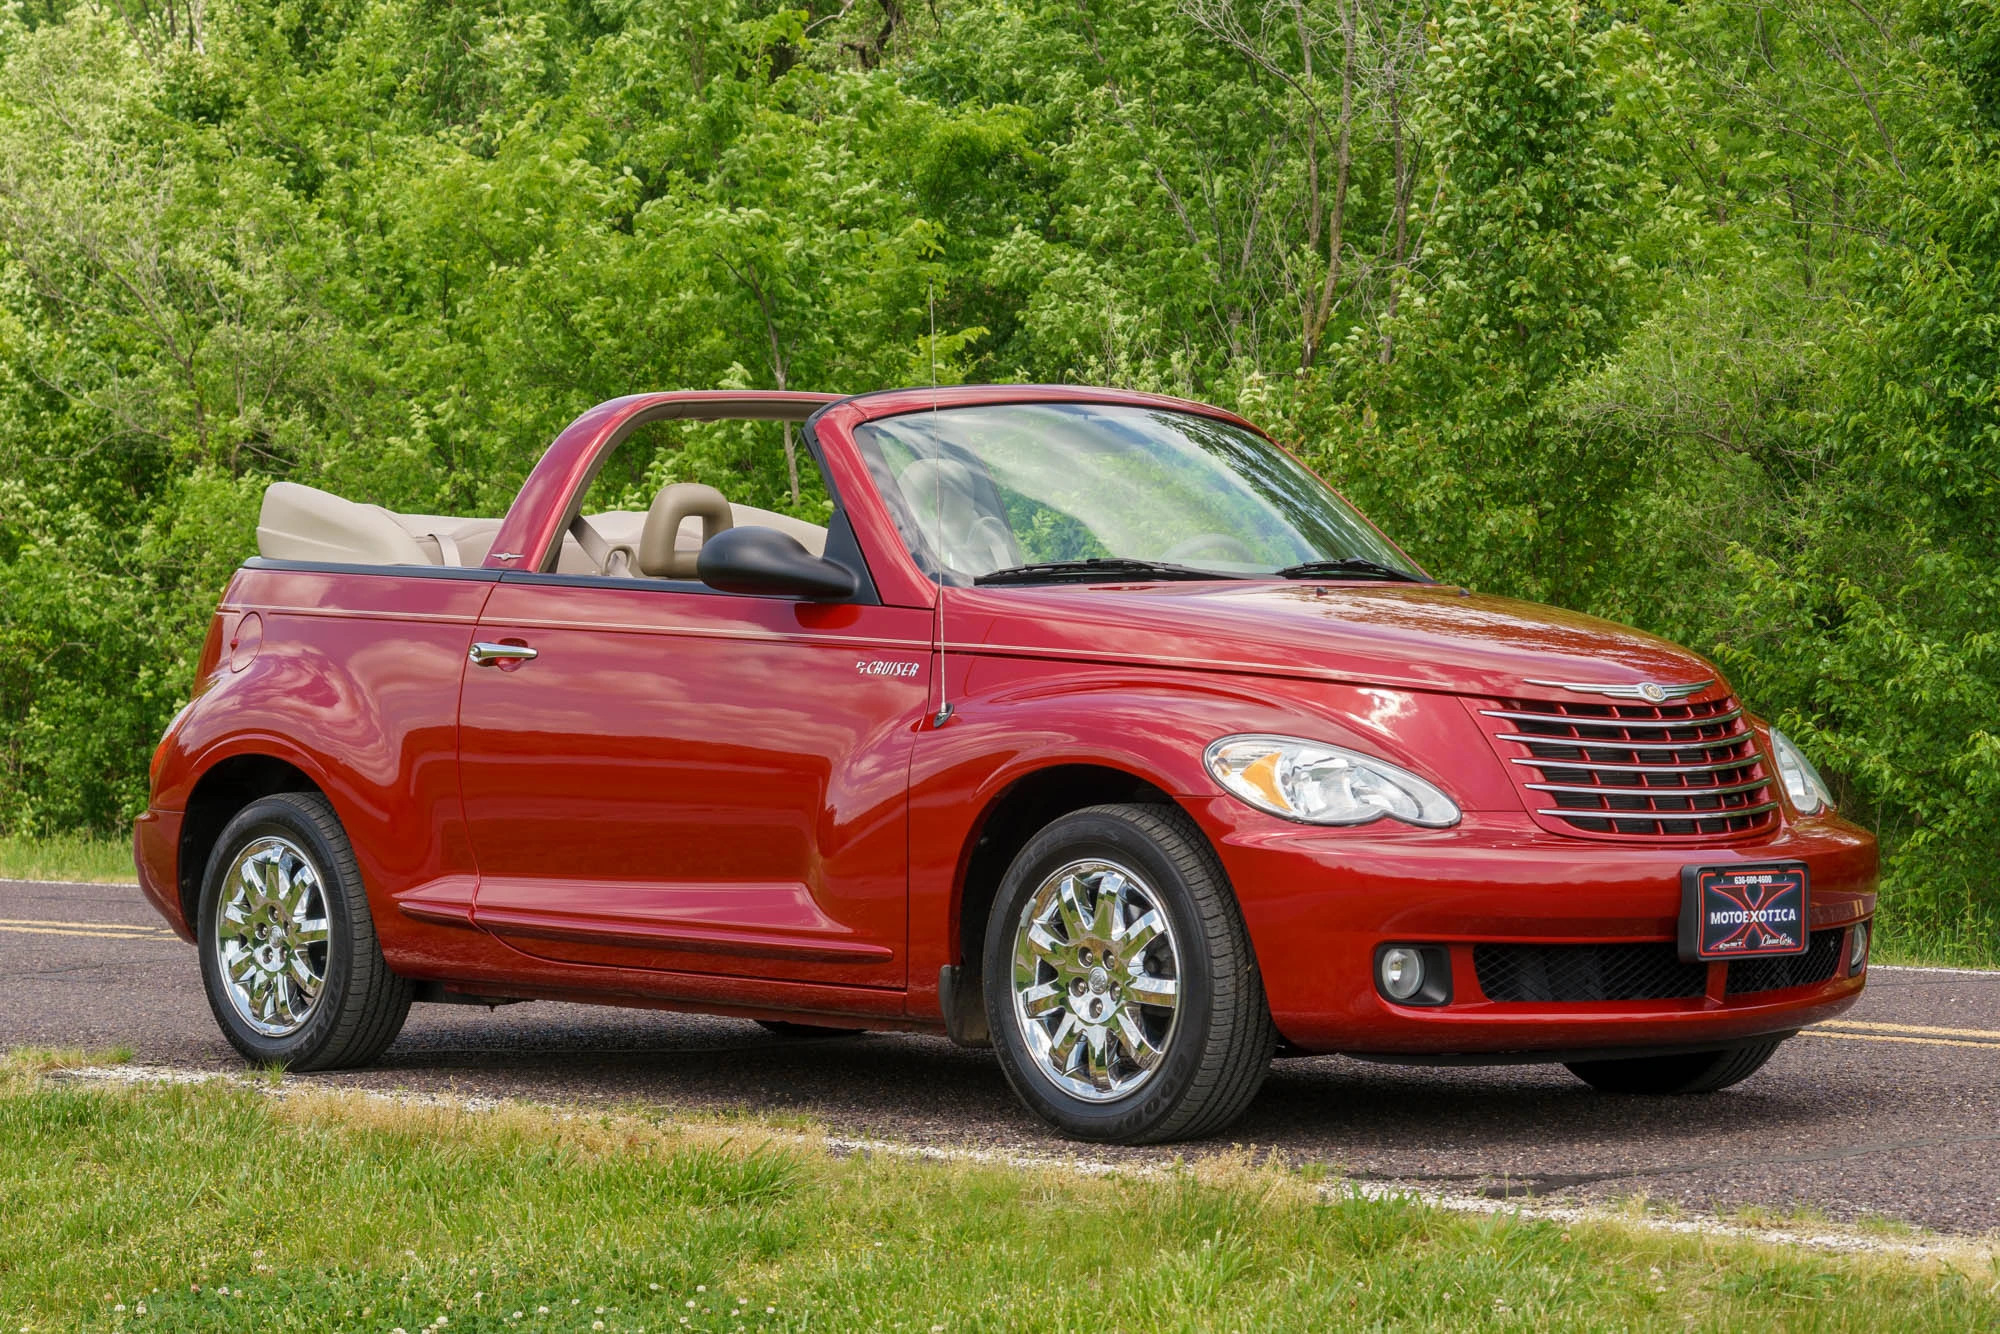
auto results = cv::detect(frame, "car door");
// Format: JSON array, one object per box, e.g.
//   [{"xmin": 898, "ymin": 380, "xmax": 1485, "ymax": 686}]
[{"xmin": 457, "ymin": 570, "xmax": 930, "ymax": 991}]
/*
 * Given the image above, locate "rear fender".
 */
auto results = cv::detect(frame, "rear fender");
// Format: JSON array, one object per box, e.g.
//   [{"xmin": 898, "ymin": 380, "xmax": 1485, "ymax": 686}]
[{"xmin": 149, "ymin": 565, "xmax": 491, "ymax": 969}]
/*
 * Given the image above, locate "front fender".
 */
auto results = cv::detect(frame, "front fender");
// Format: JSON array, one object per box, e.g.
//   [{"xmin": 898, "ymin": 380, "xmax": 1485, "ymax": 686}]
[{"xmin": 904, "ymin": 654, "xmax": 1508, "ymax": 1019}]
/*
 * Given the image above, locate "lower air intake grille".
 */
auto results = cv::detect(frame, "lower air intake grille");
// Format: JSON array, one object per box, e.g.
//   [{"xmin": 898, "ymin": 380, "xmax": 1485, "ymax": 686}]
[
  {"xmin": 1475, "ymin": 942, "xmax": 1707, "ymax": 1003},
  {"xmin": 1724, "ymin": 929, "xmax": 1844, "ymax": 995},
  {"xmin": 1474, "ymin": 931, "xmax": 1848, "ymax": 1003}
]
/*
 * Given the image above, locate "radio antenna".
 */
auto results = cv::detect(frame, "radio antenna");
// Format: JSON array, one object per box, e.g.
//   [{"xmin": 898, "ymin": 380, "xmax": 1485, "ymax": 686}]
[{"xmin": 930, "ymin": 280, "xmax": 952, "ymax": 729}]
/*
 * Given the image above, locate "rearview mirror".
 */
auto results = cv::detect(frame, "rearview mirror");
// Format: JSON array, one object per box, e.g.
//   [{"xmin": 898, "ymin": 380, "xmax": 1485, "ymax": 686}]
[{"xmin": 696, "ymin": 525, "xmax": 858, "ymax": 601}]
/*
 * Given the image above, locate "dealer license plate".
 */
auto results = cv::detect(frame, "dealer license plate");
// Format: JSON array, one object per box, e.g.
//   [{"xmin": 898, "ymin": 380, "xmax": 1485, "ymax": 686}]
[{"xmin": 1678, "ymin": 863, "xmax": 1810, "ymax": 963}]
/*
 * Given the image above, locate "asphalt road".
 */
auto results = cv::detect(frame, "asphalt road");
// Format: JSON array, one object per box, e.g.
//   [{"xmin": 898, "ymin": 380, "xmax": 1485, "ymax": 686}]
[{"xmin": 5, "ymin": 877, "xmax": 1997, "ymax": 1236}]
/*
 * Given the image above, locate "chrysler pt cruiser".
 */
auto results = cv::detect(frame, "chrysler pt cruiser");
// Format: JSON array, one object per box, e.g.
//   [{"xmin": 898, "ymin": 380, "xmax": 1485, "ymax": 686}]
[{"xmin": 134, "ymin": 386, "xmax": 1875, "ymax": 1143}]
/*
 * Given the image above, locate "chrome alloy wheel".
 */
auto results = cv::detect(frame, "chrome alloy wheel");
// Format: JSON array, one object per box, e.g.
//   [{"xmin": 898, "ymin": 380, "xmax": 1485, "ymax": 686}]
[
  {"xmin": 1010, "ymin": 859, "xmax": 1182, "ymax": 1101},
  {"xmin": 212, "ymin": 835, "xmax": 331, "ymax": 1037}
]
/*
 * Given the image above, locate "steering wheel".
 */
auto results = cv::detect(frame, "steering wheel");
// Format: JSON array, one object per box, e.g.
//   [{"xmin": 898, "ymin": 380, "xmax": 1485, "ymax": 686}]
[{"xmin": 1161, "ymin": 532, "xmax": 1257, "ymax": 565}]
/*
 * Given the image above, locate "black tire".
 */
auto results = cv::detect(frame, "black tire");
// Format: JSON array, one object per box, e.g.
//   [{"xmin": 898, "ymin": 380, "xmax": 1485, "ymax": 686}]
[
  {"xmin": 196, "ymin": 792, "xmax": 413, "ymax": 1070},
  {"xmin": 1565, "ymin": 1038, "xmax": 1785, "ymax": 1095},
  {"xmin": 755, "ymin": 1020, "xmax": 864, "ymax": 1038},
  {"xmin": 982, "ymin": 803, "xmax": 1276, "ymax": 1144}
]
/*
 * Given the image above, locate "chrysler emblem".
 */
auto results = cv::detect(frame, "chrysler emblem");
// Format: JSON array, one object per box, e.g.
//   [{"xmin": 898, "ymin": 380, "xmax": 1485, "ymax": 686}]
[{"xmin": 1526, "ymin": 677, "xmax": 1714, "ymax": 702}]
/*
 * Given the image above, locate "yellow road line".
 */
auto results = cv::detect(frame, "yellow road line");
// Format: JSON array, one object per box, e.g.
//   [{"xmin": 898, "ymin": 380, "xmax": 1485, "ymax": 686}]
[
  {"xmin": 0, "ymin": 923, "xmax": 174, "ymax": 940},
  {"xmin": 1818, "ymin": 1019, "xmax": 2000, "ymax": 1041},
  {"xmin": 0, "ymin": 917, "xmax": 171, "ymax": 931},
  {"xmin": 1804, "ymin": 1030, "xmax": 2000, "ymax": 1050}
]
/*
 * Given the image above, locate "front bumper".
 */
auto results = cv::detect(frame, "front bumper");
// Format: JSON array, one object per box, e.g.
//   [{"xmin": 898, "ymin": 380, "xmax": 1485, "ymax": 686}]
[{"xmin": 1204, "ymin": 803, "xmax": 1876, "ymax": 1057}]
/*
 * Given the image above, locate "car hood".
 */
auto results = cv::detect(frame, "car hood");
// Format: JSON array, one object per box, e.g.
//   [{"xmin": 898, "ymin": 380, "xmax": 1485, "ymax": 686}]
[{"xmin": 949, "ymin": 581, "xmax": 1727, "ymax": 700}]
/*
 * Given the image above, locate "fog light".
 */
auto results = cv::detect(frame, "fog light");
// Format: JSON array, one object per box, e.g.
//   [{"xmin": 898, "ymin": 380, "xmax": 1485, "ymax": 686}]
[
  {"xmin": 1850, "ymin": 922, "xmax": 1869, "ymax": 973},
  {"xmin": 1379, "ymin": 947, "xmax": 1425, "ymax": 1001}
]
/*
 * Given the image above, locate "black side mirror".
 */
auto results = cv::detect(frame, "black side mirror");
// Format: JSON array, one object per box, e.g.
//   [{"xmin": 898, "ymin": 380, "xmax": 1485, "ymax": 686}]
[{"xmin": 696, "ymin": 525, "xmax": 858, "ymax": 601}]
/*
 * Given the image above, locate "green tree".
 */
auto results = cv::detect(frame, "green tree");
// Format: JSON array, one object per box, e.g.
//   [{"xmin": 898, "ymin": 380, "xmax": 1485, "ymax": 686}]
[{"xmin": 1331, "ymin": 0, "xmax": 1661, "ymax": 606}]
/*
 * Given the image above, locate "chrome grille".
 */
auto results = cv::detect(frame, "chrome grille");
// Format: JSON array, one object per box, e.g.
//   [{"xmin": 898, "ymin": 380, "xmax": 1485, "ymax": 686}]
[{"xmin": 1477, "ymin": 693, "xmax": 1779, "ymax": 840}]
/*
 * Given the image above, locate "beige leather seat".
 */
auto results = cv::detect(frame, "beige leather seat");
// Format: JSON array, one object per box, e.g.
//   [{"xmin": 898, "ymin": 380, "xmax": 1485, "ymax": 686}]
[{"xmin": 552, "ymin": 485, "xmax": 828, "ymax": 578}]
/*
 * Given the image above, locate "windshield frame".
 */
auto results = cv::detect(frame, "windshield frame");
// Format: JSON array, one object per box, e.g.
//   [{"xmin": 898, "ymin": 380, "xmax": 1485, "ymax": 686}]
[{"xmin": 846, "ymin": 400, "xmax": 1430, "ymax": 588}]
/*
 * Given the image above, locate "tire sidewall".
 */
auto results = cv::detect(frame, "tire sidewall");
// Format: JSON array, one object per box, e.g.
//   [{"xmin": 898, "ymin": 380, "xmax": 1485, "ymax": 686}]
[
  {"xmin": 983, "ymin": 808, "xmax": 1218, "ymax": 1142},
  {"xmin": 196, "ymin": 796, "xmax": 358, "ymax": 1065}
]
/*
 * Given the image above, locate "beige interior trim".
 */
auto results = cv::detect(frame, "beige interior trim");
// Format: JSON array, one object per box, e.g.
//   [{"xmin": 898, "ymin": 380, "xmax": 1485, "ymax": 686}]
[
  {"xmin": 258, "ymin": 481, "xmax": 828, "ymax": 576},
  {"xmin": 258, "ymin": 482, "xmax": 433, "ymax": 566},
  {"xmin": 731, "ymin": 503, "xmax": 827, "ymax": 556}
]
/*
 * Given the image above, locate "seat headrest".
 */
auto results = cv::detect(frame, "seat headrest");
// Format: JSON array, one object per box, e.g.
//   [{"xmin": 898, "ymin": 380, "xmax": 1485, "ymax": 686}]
[{"xmin": 639, "ymin": 483, "xmax": 734, "ymax": 578}]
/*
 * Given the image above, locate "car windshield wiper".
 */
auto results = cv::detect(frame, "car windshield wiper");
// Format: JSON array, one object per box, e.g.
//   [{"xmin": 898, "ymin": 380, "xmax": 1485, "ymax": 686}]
[
  {"xmin": 1274, "ymin": 557, "xmax": 1424, "ymax": 583},
  {"xmin": 974, "ymin": 558, "xmax": 1247, "ymax": 586}
]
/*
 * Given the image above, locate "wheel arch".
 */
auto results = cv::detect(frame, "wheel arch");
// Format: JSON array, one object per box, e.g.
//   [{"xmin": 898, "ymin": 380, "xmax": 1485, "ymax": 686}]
[
  {"xmin": 943, "ymin": 761, "xmax": 1232, "ymax": 1044},
  {"xmin": 178, "ymin": 752, "xmax": 325, "ymax": 928}
]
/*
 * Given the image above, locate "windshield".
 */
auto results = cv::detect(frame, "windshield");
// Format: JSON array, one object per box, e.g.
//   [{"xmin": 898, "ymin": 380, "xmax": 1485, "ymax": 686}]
[{"xmin": 850, "ymin": 402, "xmax": 1419, "ymax": 584}]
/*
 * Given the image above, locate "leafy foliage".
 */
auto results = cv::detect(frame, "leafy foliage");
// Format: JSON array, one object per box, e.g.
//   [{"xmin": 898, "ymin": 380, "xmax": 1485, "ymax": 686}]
[{"xmin": 0, "ymin": 0, "xmax": 1994, "ymax": 955}]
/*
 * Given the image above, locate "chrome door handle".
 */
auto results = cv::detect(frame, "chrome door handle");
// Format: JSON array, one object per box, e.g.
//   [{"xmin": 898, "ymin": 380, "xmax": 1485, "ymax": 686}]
[{"xmin": 469, "ymin": 641, "xmax": 538, "ymax": 666}]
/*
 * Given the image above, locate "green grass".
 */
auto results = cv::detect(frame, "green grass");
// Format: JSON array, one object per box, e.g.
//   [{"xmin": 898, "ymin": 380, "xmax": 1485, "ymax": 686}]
[
  {"xmin": 0, "ymin": 1061, "xmax": 1994, "ymax": 1332},
  {"xmin": 0, "ymin": 832, "xmax": 134, "ymax": 883},
  {"xmin": 1873, "ymin": 918, "xmax": 2000, "ymax": 971}
]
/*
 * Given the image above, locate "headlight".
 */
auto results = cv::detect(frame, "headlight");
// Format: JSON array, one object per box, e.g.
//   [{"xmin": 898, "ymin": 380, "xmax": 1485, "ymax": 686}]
[
  {"xmin": 1768, "ymin": 726, "xmax": 1835, "ymax": 815},
  {"xmin": 1204, "ymin": 734, "xmax": 1460, "ymax": 828}
]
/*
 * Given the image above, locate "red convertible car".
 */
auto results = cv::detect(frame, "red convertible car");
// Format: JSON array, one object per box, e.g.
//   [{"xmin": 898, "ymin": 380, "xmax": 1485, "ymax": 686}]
[{"xmin": 134, "ymin": 386, "xmax": 1875, "ymax": 1143}]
